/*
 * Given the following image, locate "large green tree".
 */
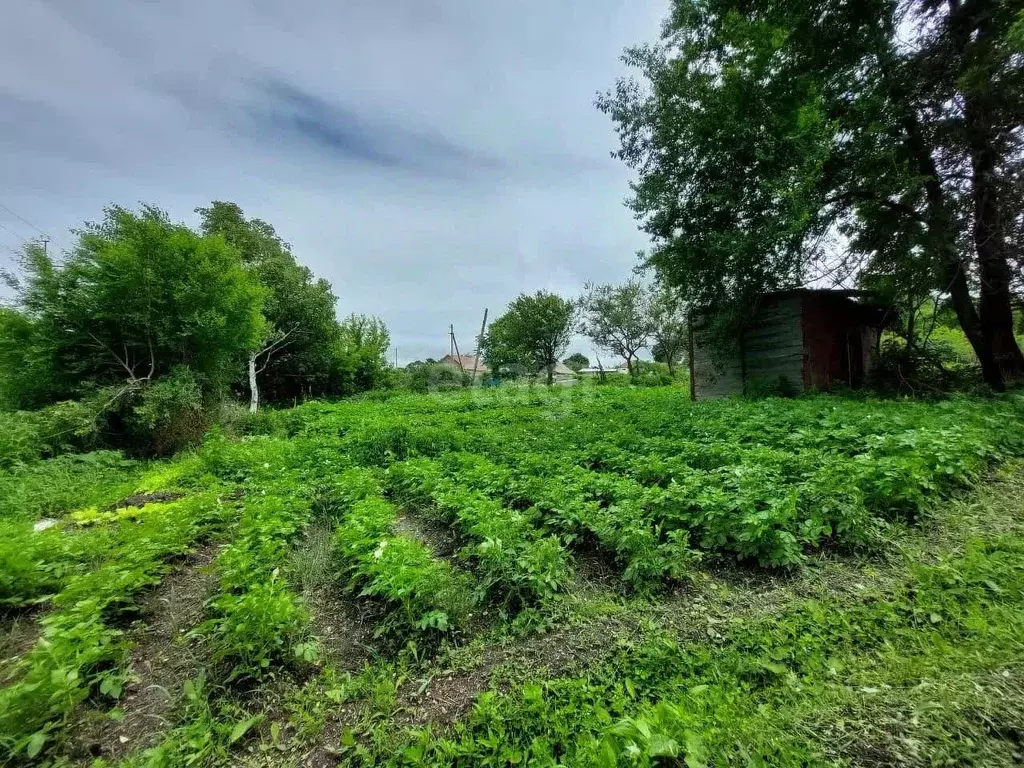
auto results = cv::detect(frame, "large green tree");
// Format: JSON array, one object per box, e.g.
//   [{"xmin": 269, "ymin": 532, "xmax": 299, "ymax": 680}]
[
  {"xmin": 483, "ymin": 292, "xmax": 576, "ymax": 385},
  {"xmin": 579, "ymin": 279, "xmax": 653, "ymax": 375},
  {"xmin": 196, "ymin": 202, "xmax": 339, "ymax": 409},
  {"xmin": 331, "ymin": 313, "xmax": 393, "ymax": 396},
  {"xmin": 0, "ymin": 206, "xmax": 265, "ymax": 409},
  {"xmin": 599, "ymin": 0, "xmax": 1024, "ymax": 388},
  {"xmin": 563, "ymin": 352, "xmax": 590, "ymax": 372}
]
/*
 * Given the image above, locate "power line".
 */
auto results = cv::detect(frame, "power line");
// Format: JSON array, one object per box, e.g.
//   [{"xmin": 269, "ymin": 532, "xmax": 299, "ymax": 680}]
[
  {"xmin": 0, "ymin": 219, "xmax": 28, "ymax": 246},
  {"xmin": 0, "ymin": 201, "xmax": 48, "ymax": 239}
]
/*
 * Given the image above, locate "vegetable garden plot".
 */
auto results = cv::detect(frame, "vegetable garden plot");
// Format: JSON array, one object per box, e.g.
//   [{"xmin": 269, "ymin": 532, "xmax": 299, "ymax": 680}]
[{"xmin": 2, "ymin": 388, "xmax": 1023, "ymax": 765}]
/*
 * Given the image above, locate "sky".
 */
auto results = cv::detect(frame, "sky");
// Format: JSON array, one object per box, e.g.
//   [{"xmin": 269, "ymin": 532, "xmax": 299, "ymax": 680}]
[{"xmin": 0, "ymin": 0, "xmax": 668, "ymax": 364}]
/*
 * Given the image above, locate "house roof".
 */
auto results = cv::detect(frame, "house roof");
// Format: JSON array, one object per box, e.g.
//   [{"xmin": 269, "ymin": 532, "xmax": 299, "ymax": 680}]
[
  {"xmin": 549, "ymin": 361, "xmax": 576, "ymax": 376},
  {"xmin": 439, "ymin": 354, "xmax": 489, "ymax": 373}
]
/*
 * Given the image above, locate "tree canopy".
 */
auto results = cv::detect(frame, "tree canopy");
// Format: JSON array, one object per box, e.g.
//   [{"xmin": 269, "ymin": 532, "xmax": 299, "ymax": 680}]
[
  {"xmin": 599, "ymin": 0, "xmax": 1024, "ymax": 388},
  {"xmin": 579, "ymin": 279, "xmax": 653, "ymax": 375},
  {"xmin": 483, "ymin": 291, "xmax": 575, "ymax": 385},
  {"xmin": 0, "ymin": 202, "xmax": 393, "ymax": 453},
  {"xmin": 0, "ymin": 205, "xmax": 265, "ymax": 409},
  {"xmin": 197, "ymin": 201, "xmax": 340, "ymax": 405},
  {"xmin": 649, "ymin": 282, "xmax": 689, "ymax": 376},
  {"xmin": 563, "ymin": 352, "xmax": 590, "ymax": 372}
]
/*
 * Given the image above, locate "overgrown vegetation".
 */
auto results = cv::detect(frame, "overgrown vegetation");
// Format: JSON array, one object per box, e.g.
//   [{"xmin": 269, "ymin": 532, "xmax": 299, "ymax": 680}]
[
  {"xmin": 0, "ymin": 203, "xmax": 393, "ymax": 460},
  {"xmin": 1, "ymin": 385, "xmax": 1022, "ymax": 765}
]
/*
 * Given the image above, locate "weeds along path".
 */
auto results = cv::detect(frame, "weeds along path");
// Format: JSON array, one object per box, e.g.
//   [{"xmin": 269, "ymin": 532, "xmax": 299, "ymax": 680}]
[{"xmin": 70, "ymin": 539, "xmax": 222, "ymax": 762}]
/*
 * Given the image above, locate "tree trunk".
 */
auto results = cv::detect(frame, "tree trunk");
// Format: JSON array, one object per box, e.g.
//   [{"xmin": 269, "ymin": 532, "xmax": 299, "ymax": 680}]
[
  {"xmin": 949, "ymin": 0, "xmax": 1024, "ymax": 387},
  {"xmin": 965, "ymin": 98, "xmax": 1024, "ymax": 387},
  {"xmin": 902, "ymin": 113, "xmax": 1003, "ymax": 388},
  {"xmin": 546, "ymin": 363, "xmax": 554, "ymax": 386},
  {"xmin": 666, "ymin": 353, "xmax": 675, "ymax": 377},
  {"xmin": 248, "ymin": 352, "xmax": 259, "ymax": 413}
]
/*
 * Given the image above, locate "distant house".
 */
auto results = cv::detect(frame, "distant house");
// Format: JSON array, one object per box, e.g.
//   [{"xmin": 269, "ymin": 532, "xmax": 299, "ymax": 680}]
[
  {"xmin": 439, "ymin": 353, "xmax": 489, "ymax": 380},
  {"xmin": 546, "ymin": 361, "xmax": 577, "ymax": 382},
  {"xmin": 689, "ymin": 289, "xmax": 889, "ymax": 400}
]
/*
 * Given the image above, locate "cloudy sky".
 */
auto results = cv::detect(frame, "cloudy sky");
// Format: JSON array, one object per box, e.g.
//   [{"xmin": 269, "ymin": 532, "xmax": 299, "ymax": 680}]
[{"xmin": 0, "ymin": 0, "xmax": 667, "ymax": 363}]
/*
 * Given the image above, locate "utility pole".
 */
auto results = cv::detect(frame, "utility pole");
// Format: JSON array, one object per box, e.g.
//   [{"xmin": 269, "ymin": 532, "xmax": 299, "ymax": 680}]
[
  {"xmin": 40, "ymin": 235, "xmax": 49, "ymax": 255},
  {"xmin": 451, "ymin": 327, "xmax": 464, "ymax": 372},
  {"xmin": 471, "ymin": 308, "xmax": 488, "ymax": 383},
  {"xmin": 450, "ymin": 324, "xmax": 455, "ymax": 358}
]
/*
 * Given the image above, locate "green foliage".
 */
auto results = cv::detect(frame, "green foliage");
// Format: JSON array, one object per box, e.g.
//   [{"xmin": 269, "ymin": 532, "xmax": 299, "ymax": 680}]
[
  {"xmin": 387, "ymin": 459, "xmax": 573, "ymax": 606},
  {"xmin": 127, "ymin": 366, "xmax": 207, "ymax": 456},
  {"xmin": 629, "ymin": 360, "xmax": 677, "ymax": 387},
  {"xmin": 579, "ymin": 279, "xmax": 653, "ymax": 375},
  {"xmin": 564, "ymin": 353, "xmax": 590, "ymax": 372},
  {"xmin": 345, "ymin": 514, "xmax": 1024, "ymax": 766},
  {"xmin": 197, "ymin": 201, "xmax": 341, "ymax": 403},
  {"xmin": 7, "ymin": 206, "xmax": 265, "ymax": 404},
  {"xmin": 0, "ymin": 494, "xmax": 227, "ymax": 761},
  {"xmin": 403, "ymin": 362, "xmax": 471, "ymax": 393},
  {"xmin": 193, "ymin": 441, "xmax": 317, "ymax": 681},
  {"xmin": 483, "ymin": 291, "xmax": 576, "ymax": 384},
  {"xmin": 0, "ymin": 399, "xmax": 104, "ymax": 468},
  {"xmin": 599, "ymin": 0, "xmax": 1024, "ymax": 387},
  {"xmin": 330, "ymin": 314, "xmax": 394, "ymax": 397},
  {"xmin": 334, "ymin": 496, "xmax": 476, "ymax": 640},
  {"xmin": 1, "ymin": 385, "xmax": 1023, "ymax": 764}
]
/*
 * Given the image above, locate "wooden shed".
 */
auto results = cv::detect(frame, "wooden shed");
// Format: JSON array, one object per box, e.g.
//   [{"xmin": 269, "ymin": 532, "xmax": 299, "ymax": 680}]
[{"xmin": 688, "ymin": 289, "xmax": 888, "ymax": 400}]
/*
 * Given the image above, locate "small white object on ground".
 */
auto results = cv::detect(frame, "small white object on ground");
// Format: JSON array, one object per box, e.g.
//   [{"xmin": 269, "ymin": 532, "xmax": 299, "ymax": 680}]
[{"xmin": 33, "ymin": 518, "xmax": 58, "ymax": 532}]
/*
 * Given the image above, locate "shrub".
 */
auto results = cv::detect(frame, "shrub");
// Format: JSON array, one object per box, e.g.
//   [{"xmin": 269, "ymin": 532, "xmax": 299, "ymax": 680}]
[
  {"xmin": 630, "ymin": 360, "xmax": 676, "ymax": 387},
  {"xmin": 404, "ymin": 363, "xmax": 471, "ymax": 393},
  {"xmin": 0, "ymin": 400, "xmax": 101, "ymax": 468},
  {"xmin": 128, "ymin": 366, "xmax": 208, "ymax": 456}
]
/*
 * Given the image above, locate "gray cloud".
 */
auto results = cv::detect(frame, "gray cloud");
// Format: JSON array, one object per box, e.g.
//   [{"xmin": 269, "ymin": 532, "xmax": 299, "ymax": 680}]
[
  {"xmin": 243, "ymin": 78, "xmax": 505, "ymax": 180},
  {"xmin": 0, "ymin": 0, "xmax": 668, "ymax": 362}
]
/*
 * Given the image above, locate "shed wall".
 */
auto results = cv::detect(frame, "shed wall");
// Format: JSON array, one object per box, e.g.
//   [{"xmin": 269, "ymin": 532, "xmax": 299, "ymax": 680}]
[
  {"xmin": 690, "ymin": 323, "xmax": 744, "ymax": 399},
  {"xmin": 742, "ymin": 296, "xmax": 804, "ymax": 390}
]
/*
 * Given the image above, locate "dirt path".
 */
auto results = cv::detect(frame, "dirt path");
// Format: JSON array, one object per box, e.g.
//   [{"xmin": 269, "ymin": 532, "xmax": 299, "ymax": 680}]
[{"xmin": 71, "ymin": 540, "xmax": 221, "ymax": 762}]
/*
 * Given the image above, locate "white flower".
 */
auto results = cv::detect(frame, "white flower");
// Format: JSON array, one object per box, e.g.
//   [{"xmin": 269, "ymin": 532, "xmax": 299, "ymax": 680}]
[{"xmin": 373, "ymin": 540, "xmax": 388, "ymax": 559}]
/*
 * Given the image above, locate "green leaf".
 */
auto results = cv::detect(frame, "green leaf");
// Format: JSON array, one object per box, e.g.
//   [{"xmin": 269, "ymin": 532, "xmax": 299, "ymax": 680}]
[
  {"xmin": 26, "ymin": 732, "xmax": 46, "ymax": 758},
  {"xmin": 228, "ymin": 714, "xmax": 264, "ymax": 745}
]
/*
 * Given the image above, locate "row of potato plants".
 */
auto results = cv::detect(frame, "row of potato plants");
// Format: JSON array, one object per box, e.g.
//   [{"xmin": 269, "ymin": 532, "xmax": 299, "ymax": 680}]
[
  {"xmin": 192, "ymin": 437, "xmax": 322, "ymax": 682},
  {"xmin": 331, "ymin": 467, "xmax": 477, "ymax": 640},
  {"xmin": 434, "ymin": 452, "xmax": 695, "ymax": 586},
  {"xmin": 385, "ymin": 459, "xmax": 572, "ymax": 607},
  {"xmin": 0, "ymin": 493, "xmax": 229, "ymax": 762}
]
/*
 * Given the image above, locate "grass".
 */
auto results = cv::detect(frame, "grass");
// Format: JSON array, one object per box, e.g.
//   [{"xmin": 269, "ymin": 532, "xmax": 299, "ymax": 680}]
[{"xmin": 0, "ymin": 385, "xmax": 1022, "ymax": 765}]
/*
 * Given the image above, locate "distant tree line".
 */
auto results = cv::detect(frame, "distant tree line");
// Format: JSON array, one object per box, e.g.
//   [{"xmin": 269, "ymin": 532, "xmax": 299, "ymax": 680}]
[
  {"xmin": 480, "ymin": 279, "xmax": 689, "ymax": 384},
  {"xmin": 0, "ymin": 202, "xmax": 391, "ymax": 456}
]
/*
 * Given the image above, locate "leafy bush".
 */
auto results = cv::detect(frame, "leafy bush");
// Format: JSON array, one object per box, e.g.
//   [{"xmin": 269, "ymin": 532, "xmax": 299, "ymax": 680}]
[
  {"xmin": 403, "ymin": 363, "xmax": 471, "ymax": 393},
  {"xmin": 0, "ymin": 450, "xmax": 140, "ymax": 523},
  {"xmin": 387, "ymin": 460, "xmax": 573, "ymax": 606},
  {"xmin": 629, "ymin": 360, "xmax": 676, "ymax": 387},
  {"xmin": 0, "ymin": 400, "xmax": 102, "ymax": 468},
  {"xmin": 128, "ymin": 366, "xmax": 208, "ymax": 456},
  {"xmin": 200, "ymin": 493, "xmax": 314, "ymax": 681},
  {"xmin": 0, "ymin": 494, "xmax": 225, "ymax": 761}
]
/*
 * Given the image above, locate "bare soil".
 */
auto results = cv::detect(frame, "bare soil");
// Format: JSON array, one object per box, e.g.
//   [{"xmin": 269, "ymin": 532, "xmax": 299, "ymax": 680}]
[
  {"xmin": 0, "ymin": 611, "xmax": 44, "ymax": 683},
  {"xmin": 107, "ymin": 490, "xmax": 184, "ymax": 511},
  {"xmin": 396, "ymin": 615, "xmax": 638, "ymax": 727},
  {"xmin": 393, "ymin": 510, "xmax": 462, "ymax": 559}
]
